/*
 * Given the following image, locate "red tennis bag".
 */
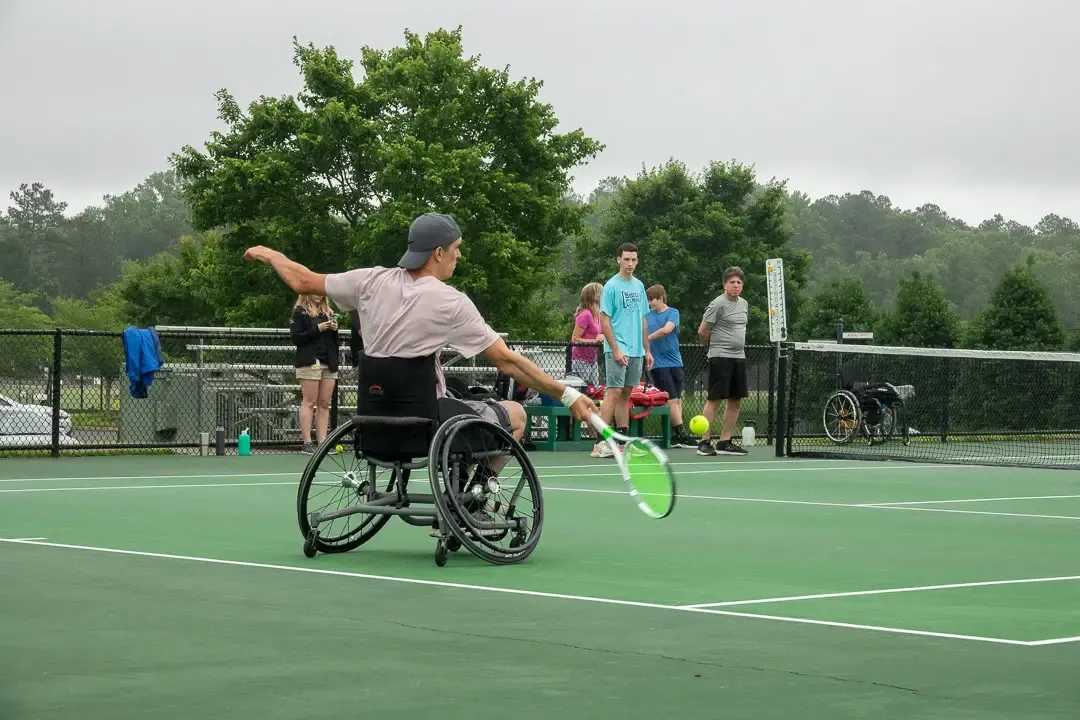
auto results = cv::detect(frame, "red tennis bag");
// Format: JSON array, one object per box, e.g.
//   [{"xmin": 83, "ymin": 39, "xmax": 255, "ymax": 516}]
[{"xmin": 630, "ymin": 382, "xmax": 669, "ymax": 420}]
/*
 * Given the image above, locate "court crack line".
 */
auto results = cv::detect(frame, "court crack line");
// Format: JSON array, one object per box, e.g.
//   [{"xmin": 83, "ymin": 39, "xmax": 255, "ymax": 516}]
[{"xmin": 381, "ymin": 620, "xmax": 931, "ymax": 697}]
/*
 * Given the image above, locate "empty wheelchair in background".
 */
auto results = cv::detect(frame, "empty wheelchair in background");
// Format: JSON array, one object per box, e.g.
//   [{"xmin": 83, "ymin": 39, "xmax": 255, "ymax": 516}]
[
  {"xmin": 822, "ymin": 364, "xmax": 914, "ymax": 446},
  {"xmin": 296, "ymin": 354, "xmax": 543, "ymax": 567}
]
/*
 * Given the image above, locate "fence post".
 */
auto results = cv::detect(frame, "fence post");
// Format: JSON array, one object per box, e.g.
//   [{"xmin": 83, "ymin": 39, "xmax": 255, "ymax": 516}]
[
  {"xmin": 51, "ymin": 328, "xmax": 63, "ymax": 458},
  {"xmin": 774, "ymin": 345, "xmax": 789, "ymax": 457}
]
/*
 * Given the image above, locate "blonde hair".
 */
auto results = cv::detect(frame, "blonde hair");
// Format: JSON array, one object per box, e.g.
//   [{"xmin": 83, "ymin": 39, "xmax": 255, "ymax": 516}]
[
  {"xmin": 575, "ymin": 282, "xmax": 602, "ymax": 318},
  {"xmin": 294, "ymin": 294, "xmax": 332, "ymax": 318}
]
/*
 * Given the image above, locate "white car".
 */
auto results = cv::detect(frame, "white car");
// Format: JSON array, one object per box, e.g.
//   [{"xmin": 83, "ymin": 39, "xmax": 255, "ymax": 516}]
[{"xmin": 0, "ymin": 393, "xmax": 73, "ymax": 436}]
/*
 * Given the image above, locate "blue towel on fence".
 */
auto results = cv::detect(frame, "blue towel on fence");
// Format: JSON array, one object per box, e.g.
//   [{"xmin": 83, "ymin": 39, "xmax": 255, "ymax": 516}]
[{"xmin": 123, "ymin": 326, "xmax": 164, "ymax": 398}]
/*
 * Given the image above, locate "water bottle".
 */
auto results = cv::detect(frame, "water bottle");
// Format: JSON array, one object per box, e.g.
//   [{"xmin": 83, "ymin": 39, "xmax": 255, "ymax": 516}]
[
  {"xmin": 238, "ymin": 428, "xmax": 251, "ymax": 456},
  {"xmin": 741, "ymin": 423, "xmax": 756, "ymax": 447}
]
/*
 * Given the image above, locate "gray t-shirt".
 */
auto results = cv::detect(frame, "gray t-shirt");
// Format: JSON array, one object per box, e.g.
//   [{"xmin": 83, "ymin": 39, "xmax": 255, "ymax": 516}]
[
  {"xmin": 325, "ymin": 266, "xmax": 500, "ymax": 397},
  {"xmin": 702, "ymin": 294, "xmax": 749, "ymax": 359}
]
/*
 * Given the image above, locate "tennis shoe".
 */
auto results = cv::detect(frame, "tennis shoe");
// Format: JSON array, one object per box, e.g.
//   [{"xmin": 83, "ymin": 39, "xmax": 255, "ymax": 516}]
[{"xmin": 714, "ymin": 439, "xmax": 748, "ymax": 456}]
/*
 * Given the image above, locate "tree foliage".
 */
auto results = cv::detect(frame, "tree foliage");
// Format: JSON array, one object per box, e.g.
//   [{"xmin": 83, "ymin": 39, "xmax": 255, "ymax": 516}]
[
  {"xmin": 568, "ymin": 160, "xmax": 810, "ymax": 344},
  {"xmin": 171, "ymin": 28, "xmax": 602, "ymax": 336},
  {"xmin": 785, "ymin": 191, "xmax": 1080, "ymax": 332},
  {"xmin": 877, "ymin": 271, "xmax": 961, "ymax": 348},
  {"xmin": 963, "ymin": 259, "xmax": 1067, "ymax": 351},
  {"xmin": 791, "ymin": 277, "xmax": 879, "ymax": 342},
  {"xmin": 0, "ymin": 281, "xmax": 51, "ymax": 378}
]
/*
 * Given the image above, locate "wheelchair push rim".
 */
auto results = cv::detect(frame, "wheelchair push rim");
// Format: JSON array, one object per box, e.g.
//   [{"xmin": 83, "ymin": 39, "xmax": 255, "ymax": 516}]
[{"xmin": 428, "ymin": 414, "xmax": 544, "ymax": 565}]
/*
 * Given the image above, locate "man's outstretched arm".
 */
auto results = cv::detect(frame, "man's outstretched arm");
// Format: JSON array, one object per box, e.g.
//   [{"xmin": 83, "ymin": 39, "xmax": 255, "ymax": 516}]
[
  {"xmin": 243, "ymin": 246, "xmax": 327, "ymax": 295},
  {"xmin": 482, "ymin": 338, "xmax": 597, "ymax": 423}
]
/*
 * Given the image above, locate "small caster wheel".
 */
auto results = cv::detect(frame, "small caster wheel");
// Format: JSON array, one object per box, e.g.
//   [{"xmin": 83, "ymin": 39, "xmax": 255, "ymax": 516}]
[
  {"xmin": 303, "ymin": 534, "xmax": 318, "ymax": 559},
  {"xmin": 435, "ymin": 542, "xmax": 449, "ymax": 567},
  {"xmin": 509, "ymin": 534, "xmax": 524, "ymax": 549},
  {"xmin": 446, "ymin": 536, "xmax": 461, "ymax": 553}
]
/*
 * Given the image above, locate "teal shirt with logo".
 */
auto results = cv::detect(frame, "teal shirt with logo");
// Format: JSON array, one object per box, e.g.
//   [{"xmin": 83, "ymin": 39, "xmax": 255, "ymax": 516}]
[{"xmin": 600, "ymin": 274, "xmax": 647, "ymax": 357}]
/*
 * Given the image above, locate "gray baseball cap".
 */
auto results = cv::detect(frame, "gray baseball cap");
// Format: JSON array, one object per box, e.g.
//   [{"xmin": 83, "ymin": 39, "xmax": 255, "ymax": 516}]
[{"xmin": 397, "ymin": 213, "xmax": 462, "ymax": 270}]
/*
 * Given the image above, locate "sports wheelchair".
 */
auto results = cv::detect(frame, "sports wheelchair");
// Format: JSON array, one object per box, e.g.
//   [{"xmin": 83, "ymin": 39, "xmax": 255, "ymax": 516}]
[
  {"xmin": 297, "ymin": 354, "xmax": 543, "ymax": 567},
  {"xmin": 822, "ymin": 364, "xmax": 914, "ymax": 446}
]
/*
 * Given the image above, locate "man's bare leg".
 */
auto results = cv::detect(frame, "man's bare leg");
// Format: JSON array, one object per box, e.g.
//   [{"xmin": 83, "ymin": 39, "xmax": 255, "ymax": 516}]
[
  {"xmin": 719, "ymin": 397, "xmax": 741, "ymax": 441},
  {"xmin": 699, "ymin": 399, "xmax": 723, "ymax": 442}
]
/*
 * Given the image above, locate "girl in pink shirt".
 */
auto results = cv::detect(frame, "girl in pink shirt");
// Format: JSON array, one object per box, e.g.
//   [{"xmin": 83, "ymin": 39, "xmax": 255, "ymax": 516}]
[{"xmin": 570, "ymin": 282, "xmax": 603, "ymax": 387}]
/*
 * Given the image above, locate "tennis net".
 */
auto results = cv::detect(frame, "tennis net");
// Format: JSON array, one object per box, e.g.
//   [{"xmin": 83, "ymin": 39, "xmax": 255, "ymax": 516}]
[{"xmin": 780, "ymin": 342, "xmax": 1080, "ymax": 469}]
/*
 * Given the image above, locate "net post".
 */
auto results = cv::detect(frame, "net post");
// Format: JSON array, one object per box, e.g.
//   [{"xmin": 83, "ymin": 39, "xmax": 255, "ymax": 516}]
[
  {"xmin": 774, "ymin": 343, "xmax": 789, "ymax": 457},
  {"xmin": 767, "ymin": 342, "xmax": 777, "ymax": 445}
]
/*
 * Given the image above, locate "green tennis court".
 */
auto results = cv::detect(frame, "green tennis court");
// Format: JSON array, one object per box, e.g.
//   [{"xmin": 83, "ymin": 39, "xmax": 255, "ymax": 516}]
[{"xmin": 2, "ymin": 449, "xmax": 1079, "ymax": 719}]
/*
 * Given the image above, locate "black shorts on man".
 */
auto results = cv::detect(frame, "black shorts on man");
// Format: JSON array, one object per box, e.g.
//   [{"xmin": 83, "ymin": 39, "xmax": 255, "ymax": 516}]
[{"xmin": 706, "ymin": 357, "xmax": 748, "ymax": 401}]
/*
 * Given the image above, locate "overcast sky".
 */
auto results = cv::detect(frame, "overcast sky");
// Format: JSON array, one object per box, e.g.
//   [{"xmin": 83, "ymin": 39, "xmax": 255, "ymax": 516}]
[{"xmin": 2, "ymin": 0, "xmax": 1078, "ymax": 227}]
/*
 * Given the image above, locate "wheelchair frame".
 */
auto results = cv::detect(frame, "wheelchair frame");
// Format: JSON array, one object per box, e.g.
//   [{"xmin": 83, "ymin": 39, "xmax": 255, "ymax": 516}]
[{"xmin": 296, "ymin": 408, "xmax": 544, "ymax": 568}]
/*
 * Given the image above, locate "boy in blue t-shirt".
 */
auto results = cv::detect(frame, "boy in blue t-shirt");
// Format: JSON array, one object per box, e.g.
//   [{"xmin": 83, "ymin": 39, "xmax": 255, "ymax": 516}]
[
  {"xmin": 592, "ymin": 242, "xmax": 653, "ymax": 458},
  {"xmin": 645, "ymin": 285, "xmax": 694, "ymax": 448}
]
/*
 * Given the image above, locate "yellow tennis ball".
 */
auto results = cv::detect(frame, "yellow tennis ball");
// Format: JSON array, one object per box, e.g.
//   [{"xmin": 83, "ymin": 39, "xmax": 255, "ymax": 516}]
[
  {"xmin": 335, "ymin": 444, "xmax": 343, "ymax": 453},
  {"xmin": 689, "ymin": 415, "xmax": 709, "ymax": 435}
]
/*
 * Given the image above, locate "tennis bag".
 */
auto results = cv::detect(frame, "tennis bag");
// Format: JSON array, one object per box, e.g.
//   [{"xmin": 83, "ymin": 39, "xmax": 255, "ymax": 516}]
[{"xmin": 630, "ymin": 382, "xmax": 669, "ymax": 420}]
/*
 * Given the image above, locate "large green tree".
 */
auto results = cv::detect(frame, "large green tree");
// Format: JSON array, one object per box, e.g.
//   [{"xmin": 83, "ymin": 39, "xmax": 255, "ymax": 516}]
[
  {"xmin": 791, "ymin": 277, "xmax": 879, "ymax": 343},
  {"xmin": 569, "ymin": 160, "xmax": 810, "ymax": 344},
  {"xmin": 4, "ymin": 182, "xmax": 68, "ymax": 305},
  {"xmin": 171, "ymin": 27, "xmax": 602, "ymax": 335},
  {"xmin": 876, "ymin": 271, "xmax": 961, "ymax": 348},
  {"xmin": 964, "ymin": 259, "xmax": 1067, "ymax": 351}
]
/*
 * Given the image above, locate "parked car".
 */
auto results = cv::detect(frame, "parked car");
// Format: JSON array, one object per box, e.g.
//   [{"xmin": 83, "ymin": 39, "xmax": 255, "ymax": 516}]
[{"xmin": 0, "ymin": 393, "xmax": 73, "ymax": 436}]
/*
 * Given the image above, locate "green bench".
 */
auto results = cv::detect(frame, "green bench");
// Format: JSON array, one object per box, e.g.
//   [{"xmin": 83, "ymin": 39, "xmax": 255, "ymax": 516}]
[{"xmin": 524, "ymin": 403, "xmax": 671, "ymax": 451}]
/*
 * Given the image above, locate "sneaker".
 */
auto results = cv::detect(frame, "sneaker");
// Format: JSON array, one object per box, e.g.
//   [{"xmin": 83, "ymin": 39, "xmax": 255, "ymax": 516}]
[
  {"xmin": 696, "ymin": 440, "xmax": 716, "ymax": 456},
  {"xmin": 672, "ymin": 432, "xmax": 697, "ymax": 449},
  {"xmin": 591, "ymin": 443, "xmax": 614, "ymax": 458},
  {"xmin": 714, "ymin": 439, "xmax": 748, "ymax": 456},
  {"xmin": 300, "ymin": 441, "xmax": 317, "ymax": 454}
]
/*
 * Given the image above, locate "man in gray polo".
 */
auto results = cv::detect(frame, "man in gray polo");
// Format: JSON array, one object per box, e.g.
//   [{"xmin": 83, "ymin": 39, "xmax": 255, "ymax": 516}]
[
  {"xmin": 696, "ymin": 266, "xmax": 750, "ymax": 456},
  {"xmin": 243, "ymin": 213, "xmax": 598, "ymax": 441}
]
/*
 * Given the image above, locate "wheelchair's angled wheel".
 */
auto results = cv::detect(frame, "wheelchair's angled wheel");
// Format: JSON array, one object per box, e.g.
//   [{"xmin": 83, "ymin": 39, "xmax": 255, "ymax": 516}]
[
  {"xmin": 428, "ymin": 415, "xmax": 544, "ymax": 566},
  {"xmin": 297, "ymin": 420, "xmax": 396, "ymax": 556},
  {"xmin": 823, "ymin": 390, "xmax": 861, "ymax": 445}
]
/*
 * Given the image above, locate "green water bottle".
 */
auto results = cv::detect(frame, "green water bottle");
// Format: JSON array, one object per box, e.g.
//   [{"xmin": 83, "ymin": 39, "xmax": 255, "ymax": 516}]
[{"xmin": 238, "ymin": 428, "xmax": 251, "ymax": 456}]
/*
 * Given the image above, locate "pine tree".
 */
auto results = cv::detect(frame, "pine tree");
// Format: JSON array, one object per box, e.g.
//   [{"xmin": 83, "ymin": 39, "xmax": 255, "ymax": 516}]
[
  {"xmin": 878, "ymin": 271, "xmax": 961, "ymax": 348},
  {"xmin": 964, "ymin": 257, "xmax": 1066, "ymax": 351}
]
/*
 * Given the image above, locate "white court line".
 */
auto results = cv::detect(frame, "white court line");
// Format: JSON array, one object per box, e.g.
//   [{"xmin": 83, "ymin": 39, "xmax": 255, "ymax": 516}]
[
  {"xmin": 0, "ymin": 460, "xmax": 808, "ymax": 483},
  {"xmin": 3, "ymin": 481, "xmax": 1079, "ymax": 522},
  {"xmin": 868, "ymin": 506, "xmax": 1080, "ymax": 522},
  {"xmin": 0, "ymin": 537, "xmax": 47, "ymax": 541},
  {"xmin": 0, "ymin": 462, "xmax": 983, "ymax": 485},
  {"xmin": 681, "ymin": 575, "xmax": 1080, "ymax": 609},
  {"xmin": 1026, "ymin": 636, "xmax": 1080, "ymax": 647},
  {"xmin": 865, "ymin": 494, "xmax": 1080, "ymax": 507},
  {"xmin": 0, "ymin": 538, "xmax": 1032, "ymax": 647}
]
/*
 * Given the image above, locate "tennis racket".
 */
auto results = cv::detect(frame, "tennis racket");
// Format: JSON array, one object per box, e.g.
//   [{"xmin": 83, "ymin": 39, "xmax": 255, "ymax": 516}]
[{"xmin": 589, "ymin": 414, "xmax": 676, "ymax": 519}]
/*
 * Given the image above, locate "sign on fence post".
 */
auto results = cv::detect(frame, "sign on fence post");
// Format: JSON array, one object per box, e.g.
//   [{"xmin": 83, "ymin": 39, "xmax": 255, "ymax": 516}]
[{"xmin": 766, "ymin": 258, "xmax": 787, "ymax": 343}]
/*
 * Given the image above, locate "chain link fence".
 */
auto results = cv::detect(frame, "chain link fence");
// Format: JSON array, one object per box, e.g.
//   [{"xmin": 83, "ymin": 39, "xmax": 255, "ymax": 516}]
[{"xmin": 0, "ymin": 327, "xmax": 779, "ymax": 456}]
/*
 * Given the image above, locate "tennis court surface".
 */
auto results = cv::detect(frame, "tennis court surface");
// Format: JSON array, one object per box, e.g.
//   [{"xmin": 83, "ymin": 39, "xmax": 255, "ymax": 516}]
[{"xmin": 2, "ymin": 449, "xmax": 1078, "ymax": 719}]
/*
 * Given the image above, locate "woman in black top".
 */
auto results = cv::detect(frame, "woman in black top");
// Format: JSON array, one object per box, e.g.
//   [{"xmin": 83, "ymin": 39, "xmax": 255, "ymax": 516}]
[{"xmin": 290, "ymin": 294, "xmax": 339, "ymax": 453}]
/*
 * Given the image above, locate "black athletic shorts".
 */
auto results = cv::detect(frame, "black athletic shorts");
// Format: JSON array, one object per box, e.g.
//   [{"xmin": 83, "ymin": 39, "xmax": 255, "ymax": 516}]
[
  {"xmin": 706, "ymin": 357, "xmax": 748, "ymax": 401},
  {"xmin": 649, "ymin": 366, "xmax": 684, "ymax": 399}
]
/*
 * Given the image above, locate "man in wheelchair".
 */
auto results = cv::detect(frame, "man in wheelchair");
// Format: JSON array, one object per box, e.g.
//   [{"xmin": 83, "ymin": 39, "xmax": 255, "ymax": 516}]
[
  {"xmin": 243, "ymin": 211, "xmax": 600, "ymax": 565},
  {"xmin": 243, "ymin": 212, "xmax": 597, "ymax": 428}
]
